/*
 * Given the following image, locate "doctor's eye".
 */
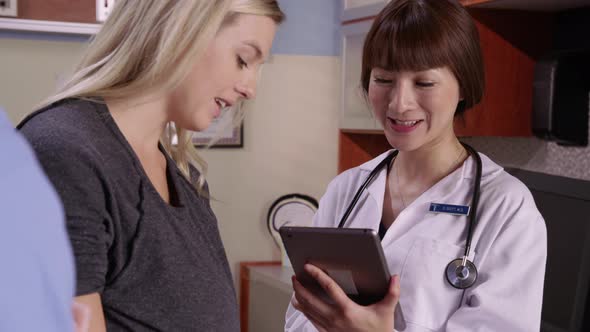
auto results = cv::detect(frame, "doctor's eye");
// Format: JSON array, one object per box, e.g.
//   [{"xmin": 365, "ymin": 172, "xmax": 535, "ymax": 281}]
[
  {"xmin": 416, "ymin": 81, "xmax": 435, "ymax": 88},
  {"xmin": 373, "ymin": 77, "xmax": 393, "ymax": 84},
  {"xmin": 237, "ymin": 56, "xmax": 248, "ymax": 69}
]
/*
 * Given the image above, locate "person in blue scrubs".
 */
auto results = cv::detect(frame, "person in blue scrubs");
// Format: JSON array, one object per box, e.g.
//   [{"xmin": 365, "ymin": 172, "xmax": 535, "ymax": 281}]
[{"xmin": 0, "ymin": 108, "xmax": 78, "ymax": 331}]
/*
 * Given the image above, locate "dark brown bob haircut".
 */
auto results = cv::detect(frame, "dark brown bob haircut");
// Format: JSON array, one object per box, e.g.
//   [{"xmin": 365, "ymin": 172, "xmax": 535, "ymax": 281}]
[{"xmin": 361, "ymin": 0, "xmax": 485, "ymax": 115}]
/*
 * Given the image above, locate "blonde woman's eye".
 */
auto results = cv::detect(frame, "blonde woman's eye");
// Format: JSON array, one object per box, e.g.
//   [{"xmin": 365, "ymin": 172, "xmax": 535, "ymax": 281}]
[{"xmin": 237, "ymin": 56, "xmax": 248, "ymax": 69}]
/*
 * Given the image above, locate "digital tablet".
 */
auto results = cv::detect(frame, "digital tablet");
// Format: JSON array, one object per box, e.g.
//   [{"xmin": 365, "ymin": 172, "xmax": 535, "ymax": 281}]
[{"xmin": 279, "ymin": 226, "xmax": 391, "ymax": 306}]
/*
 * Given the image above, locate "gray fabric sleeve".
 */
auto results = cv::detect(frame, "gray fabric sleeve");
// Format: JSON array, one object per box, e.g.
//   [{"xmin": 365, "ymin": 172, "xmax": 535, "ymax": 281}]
[{"xmin": 28, "ymin": 132, "xmax": 113, "ymax": 295}]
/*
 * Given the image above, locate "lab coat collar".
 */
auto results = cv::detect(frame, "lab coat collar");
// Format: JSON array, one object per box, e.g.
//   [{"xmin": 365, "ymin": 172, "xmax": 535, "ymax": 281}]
[
  {"xmin": 359, "ymin": 150, "xmax": 397, "ymax": 172},
  {"xmin": 462, "ymin": 152, "xmax": 504, "ymax": 181},
  {"xmin": 355, "ymin": 149, "xmax": 503, "ymax": 216},
  {"xmin": 355, "ymin": 150, "xmax": 395, "ymax": 218}
]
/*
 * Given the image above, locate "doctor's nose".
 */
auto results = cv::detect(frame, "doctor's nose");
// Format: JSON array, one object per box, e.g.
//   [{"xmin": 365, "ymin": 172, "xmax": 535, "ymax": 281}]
[{"xmin": 388, "ymin": 82, "xmax": 416, "ymax": 113}]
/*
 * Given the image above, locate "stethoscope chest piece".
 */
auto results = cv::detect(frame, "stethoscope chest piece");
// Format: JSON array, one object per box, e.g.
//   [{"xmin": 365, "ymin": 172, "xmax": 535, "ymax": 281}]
[{"xmin": 446, "ymin": 258, "xmax": 478, "ymax": 289}]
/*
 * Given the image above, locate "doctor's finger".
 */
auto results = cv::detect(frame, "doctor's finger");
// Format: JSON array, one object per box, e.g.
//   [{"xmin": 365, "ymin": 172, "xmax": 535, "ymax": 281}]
[
  {"xmin": 292, "ymin": 277, "xmax": 334, "ymax": 323},
  {"xmin": 304, "ymin": 264, "xmax": 351, "ymax": 308},
  {"xmin": 293, "ymin": 298, "xmax": 329, "ymax": 331},
  {"xmin": 307, "ymin": 315, "xmax": 329, "ymax": 332},
  {"xmin": 379, "ymin": 274, "xmax": 401, "ymax": 310}
]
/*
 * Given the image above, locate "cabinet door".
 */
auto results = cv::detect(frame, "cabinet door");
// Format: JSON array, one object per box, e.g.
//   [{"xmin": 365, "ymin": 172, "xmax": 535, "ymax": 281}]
[
  {"xmin": 343, "ymin": 0, "xmax": 388, "ymax": 21},
  {"xmin": 344, "ymin": 0, "xmax": 386, "ymax": 10},
  {"xmin": 341, "ymin": 20, "xmax": 379, "ymax": 131}
]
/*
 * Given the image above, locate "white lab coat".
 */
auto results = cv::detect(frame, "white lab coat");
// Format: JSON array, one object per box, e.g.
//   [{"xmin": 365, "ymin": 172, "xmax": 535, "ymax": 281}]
[{"xmin": 285, "ymin": 150, "xmax": 547, "ymax": 332}]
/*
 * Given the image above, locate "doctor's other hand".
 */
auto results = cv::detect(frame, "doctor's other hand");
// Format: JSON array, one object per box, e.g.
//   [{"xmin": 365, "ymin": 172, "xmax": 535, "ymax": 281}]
[{"xmin": 291, "ymin": 264, "xmax": 400, "ymax": 332}]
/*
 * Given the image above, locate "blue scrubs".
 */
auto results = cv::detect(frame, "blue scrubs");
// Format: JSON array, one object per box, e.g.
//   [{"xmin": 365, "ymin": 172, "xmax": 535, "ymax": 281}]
[{"xmin": 0, "ymin": 109, "xmax": 75, "ymax": 332}]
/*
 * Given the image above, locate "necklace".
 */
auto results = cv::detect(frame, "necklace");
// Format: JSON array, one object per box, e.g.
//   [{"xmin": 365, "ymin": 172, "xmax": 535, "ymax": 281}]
[{"xmin": 394, "ymin": 147, "xmax": 466, "ymax": 209}]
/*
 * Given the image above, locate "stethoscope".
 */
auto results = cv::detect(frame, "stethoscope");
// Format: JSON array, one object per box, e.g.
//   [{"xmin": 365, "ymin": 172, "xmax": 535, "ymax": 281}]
[{"xmin": 337, "ymin": 142, "xmax": 482, "ymax": 290}]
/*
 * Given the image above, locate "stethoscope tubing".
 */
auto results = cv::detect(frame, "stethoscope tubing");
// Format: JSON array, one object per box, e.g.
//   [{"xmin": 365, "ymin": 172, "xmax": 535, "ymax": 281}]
[
  {"xmin": 336, "ymin": 151, "xmax": 397, "ymax": 229},
  {"xmin": 337, "ymin": 142, "xmax": 483, "ymax": 289},
  {"xmin": 461, "ymin": 143, "xmax": 482, "ymax": 260}
]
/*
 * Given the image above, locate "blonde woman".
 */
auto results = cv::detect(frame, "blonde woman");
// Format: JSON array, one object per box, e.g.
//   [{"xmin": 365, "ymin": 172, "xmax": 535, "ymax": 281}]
[{"xmin": 18, "ymin": 0, "xmax": 284, "ymax": 330}]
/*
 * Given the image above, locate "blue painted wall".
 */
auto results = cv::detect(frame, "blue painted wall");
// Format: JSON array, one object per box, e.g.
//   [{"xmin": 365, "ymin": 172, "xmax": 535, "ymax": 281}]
[{"xmin": 272, "ymin": 0, "xmax": 341, "ymax": 56}]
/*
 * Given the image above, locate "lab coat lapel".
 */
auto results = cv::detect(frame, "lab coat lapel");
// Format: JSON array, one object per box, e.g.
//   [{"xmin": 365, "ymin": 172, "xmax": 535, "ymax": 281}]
[
  {"xmin": 363, "ymin": 167, "xmax": 387, "ymax": 231},
  {"xmin": 353, "ymin": 150, "xmax": 395, "ymax": 231}
]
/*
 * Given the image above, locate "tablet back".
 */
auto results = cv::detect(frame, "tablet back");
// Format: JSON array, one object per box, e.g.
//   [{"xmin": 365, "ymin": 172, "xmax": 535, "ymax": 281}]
[{"xmin": 279, "ymin": 226, "xmax": 391, "ymax": 305}]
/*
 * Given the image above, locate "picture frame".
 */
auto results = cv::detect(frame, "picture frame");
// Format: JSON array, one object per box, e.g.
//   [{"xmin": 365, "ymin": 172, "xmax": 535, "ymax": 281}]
[{"xmin": 192, "ymin": 112, "xmax": 244, "ymax": 148}]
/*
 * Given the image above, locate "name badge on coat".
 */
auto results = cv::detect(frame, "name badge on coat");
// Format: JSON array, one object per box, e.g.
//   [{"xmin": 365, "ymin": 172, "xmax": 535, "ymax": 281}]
[{"xmin": 429, "ymin": 203, "xmax": 470, "ymax": 216}]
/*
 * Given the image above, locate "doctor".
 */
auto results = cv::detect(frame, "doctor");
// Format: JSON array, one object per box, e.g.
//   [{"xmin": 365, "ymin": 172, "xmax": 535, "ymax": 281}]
[{"xmin": 285, "ymin": 0, "xmax": 547, "ymax": 331}]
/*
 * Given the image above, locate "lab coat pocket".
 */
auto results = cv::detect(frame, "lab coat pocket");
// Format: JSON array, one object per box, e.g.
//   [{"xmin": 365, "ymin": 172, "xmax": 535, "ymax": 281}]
[{"xmin": 400, "ymin": 237, "xmax": 466, "ymax": 331}]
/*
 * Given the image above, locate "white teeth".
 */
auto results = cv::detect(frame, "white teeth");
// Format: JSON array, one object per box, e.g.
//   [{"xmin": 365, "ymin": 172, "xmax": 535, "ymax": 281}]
[
  {"xmin": 215, "ymin": 98, "xmax": 227, "ymax": 108},
  {"xmin": 395, "ymin": 119, "xmax": 419, "ymax": 126}
]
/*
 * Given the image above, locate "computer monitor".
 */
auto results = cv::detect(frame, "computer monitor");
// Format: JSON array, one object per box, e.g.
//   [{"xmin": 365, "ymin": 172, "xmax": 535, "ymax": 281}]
[{"xmin": 506, "ymin": 168, "xmax": 590, "ymax": 332}]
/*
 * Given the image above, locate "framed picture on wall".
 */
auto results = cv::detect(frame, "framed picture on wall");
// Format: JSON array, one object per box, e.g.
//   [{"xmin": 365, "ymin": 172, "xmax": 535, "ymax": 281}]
[{"xmin": 192, "ymin": 111, "xmax": 244, "ymax": 148}]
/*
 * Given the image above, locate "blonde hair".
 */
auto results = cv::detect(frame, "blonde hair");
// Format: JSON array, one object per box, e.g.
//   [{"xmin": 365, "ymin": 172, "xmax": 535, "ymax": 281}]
[{"xmin": 40, "ymin": 0, "xmax": 284, "ymax": 192}]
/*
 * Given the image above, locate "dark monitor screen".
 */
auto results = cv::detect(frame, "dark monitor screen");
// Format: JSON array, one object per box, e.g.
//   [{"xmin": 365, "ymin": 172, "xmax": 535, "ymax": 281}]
[{"xmin": 506, "ymin": 168, "xmax": 590, "ymax": 332}]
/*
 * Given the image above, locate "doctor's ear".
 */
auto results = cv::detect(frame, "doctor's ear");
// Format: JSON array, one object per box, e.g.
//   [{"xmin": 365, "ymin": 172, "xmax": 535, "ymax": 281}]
[
  {"xmin": 455, "ymin": 99, "xmax": 467, "ymax": 115},
  {"xmin": 457, "ymin": 92, "xmax": 466, "ymax": 113},
  {"xmin": 458, "ymin": 85, "xmax": 465, "ymax": 101}
]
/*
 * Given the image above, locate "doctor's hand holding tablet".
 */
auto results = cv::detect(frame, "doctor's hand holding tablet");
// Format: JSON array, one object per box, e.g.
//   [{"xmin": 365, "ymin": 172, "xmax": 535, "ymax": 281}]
[
  {"xmin": 284, "ymin": 0, "xmax": 547, "ymax": 331},
  {"xmin": 292, "ymin": 263, "xmax": 400, "ymax": 332},
  {"xmin": 281, "ymin": 226, "xmax": 401, "ymax": 331}
]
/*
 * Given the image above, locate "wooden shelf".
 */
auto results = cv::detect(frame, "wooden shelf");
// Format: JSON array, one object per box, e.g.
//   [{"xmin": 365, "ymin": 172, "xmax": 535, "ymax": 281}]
[
  {"xmin": 340, "ymin": 129, "xmax": 384, "ymax": 135},
  {"xmin": 339, "ymin": 131, "xmax": 391, "ymax": 174},
  {"xmin": 344, "ymin": 0, "xmax": 590, "ymax": 23},
  {"xmin": 0, "ymin": 18, "xmax": 100, "ymax": 35},
  {"xmin": 455, "ymin": 9, "xmax": 554, "ymax": 137},
  {"xmin": 0, "ymin": 0, "xmax": 97, "ymax": 22},
  {"xmin": 461, "ymin": 0, "xmax": 497, "ymax": 6},
  {"xmin": 462, "ymin": 0, "xmax": 590, "ymax": 12},
  {"xmin": 0, "ymin": 0, "xmax": 100, "ymax": 35}
]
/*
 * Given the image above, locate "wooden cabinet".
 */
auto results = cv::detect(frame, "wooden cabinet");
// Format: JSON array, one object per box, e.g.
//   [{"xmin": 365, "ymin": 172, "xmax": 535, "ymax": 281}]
[
  {"xmin": 455, "ymin": 8, "xmax": 553, "ymax": 137},
  {"xmin": 0, "ymin": 0, "xmax": 101, "ymax": 35},
  {"xmin": 343, "ymin": 0, "xmax": 387, "ymax": 11},
  {"xmin": 239, "ymin": 262, "xmax": 292, "ymax": 332},
  {"xmin": 338, "ymin": 0, "xmax": 588, "ymax": 172}
]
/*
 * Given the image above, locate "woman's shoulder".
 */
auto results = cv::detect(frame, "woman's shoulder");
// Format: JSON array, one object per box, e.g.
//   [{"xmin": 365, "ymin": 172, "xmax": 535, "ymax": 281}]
[
  {"xmin": 18, "ymin": 98, "xmax": 113, "ymax": 155},
  {"xmin": 19, "ymin": 98, "xmax": 103, "ymax": 133}
]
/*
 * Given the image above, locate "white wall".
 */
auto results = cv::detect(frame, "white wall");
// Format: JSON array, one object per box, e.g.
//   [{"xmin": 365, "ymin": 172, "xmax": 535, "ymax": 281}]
[
  {"xmin": 0, "ymin": 36, "xmax": 86, "ymax": 123},
  {"xmin": 201, "ymin": 54, "xmax": 339, "ymax": 282}
]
